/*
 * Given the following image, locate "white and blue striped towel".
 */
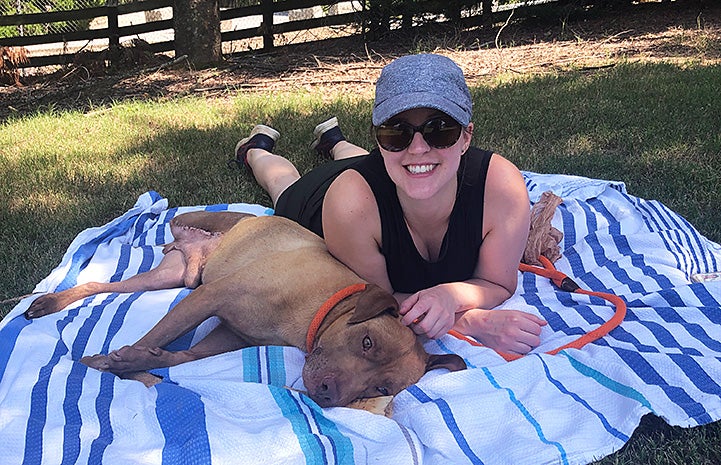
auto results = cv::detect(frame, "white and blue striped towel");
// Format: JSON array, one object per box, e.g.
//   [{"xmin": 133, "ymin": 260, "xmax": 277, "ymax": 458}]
[{"xmin": 1, "ymin": 172, "xmax": 720, "ymax": 465}]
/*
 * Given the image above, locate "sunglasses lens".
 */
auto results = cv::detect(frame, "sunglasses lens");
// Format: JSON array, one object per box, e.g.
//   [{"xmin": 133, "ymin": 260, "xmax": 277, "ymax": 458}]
[
  {"xmin": 376, "ymin": 117, "xmax": 463, "ymax": 152},
  {"xmin": 375, "ymin": 124, "xmax": 413, "ymax": 152},
  {"xmin": 423, "ymin": 118, "xmax": 462, "ymax": 149}
]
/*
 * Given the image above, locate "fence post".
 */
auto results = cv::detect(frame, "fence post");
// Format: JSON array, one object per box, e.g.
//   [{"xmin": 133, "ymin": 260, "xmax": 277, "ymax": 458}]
[
  {"xmin": 260, "ymin": 0, "xmax": 273, "ymax": 50},
  {"xmin": 106, "ymin": 0, "xmax": 120, "ymax": 66}
]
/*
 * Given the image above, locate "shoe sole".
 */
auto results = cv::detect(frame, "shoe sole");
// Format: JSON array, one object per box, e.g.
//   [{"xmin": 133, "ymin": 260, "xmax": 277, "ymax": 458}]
[{"xmin": 310, "ymin": 117, "xmax": 338, "ymax": 150}]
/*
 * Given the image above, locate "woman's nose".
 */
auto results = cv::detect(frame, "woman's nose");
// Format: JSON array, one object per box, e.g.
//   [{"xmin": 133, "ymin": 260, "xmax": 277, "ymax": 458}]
[{"xmin": 406, "ymin": 131, "xmax": 430, "ymax": 154}]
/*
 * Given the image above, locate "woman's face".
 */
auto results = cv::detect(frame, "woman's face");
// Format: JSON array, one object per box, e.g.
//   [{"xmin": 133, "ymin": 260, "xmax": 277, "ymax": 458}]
[{"xmin": 378, "ymin": 108, "xmax": 472, "ymax": 202}]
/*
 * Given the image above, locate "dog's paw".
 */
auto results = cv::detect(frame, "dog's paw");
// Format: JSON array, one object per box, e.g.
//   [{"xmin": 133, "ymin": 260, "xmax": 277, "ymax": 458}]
[
  {"xmin": 24, "ymin": 294, "xmax": 61, "ymax": 319},
  {"xmin": 80, "ymin": 354, "xmax": 112, "ymax": 371}
]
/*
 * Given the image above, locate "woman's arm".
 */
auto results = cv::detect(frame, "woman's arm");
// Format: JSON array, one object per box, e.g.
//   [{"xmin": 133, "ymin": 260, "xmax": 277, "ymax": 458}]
[
  {"xmin": 398, "ymin": 155, "xmax": 546, "ymax": 352},
  {"xmin": 321, "ymin": 169, "xmax": 394, "ymax": 292}
]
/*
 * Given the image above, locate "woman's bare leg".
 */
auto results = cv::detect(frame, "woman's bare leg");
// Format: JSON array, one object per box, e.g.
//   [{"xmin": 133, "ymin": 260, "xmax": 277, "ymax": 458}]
[
  {"xmin": 246, "ymin": 148, "xmax": 301, "ymax": 206},
  {"xmin": 330, "ymin": 141, "xmax": 369, "ymax": 160}
]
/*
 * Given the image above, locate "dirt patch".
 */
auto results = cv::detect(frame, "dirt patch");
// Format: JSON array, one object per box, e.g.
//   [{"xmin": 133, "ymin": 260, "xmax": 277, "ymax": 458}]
[{"xmin": 1, "ymin": 2, "xmax": 719, "ymax": 122}]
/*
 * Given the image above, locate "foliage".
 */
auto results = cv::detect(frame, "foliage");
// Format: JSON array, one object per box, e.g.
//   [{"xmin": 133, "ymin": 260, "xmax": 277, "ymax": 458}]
[{"xmin": 0, "ymin": 0, "xmax": 105, "ymax": 38}]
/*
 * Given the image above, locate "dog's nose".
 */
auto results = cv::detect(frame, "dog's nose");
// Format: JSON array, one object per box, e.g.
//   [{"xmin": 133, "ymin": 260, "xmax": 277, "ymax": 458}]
[{"xmin": 317, "ymin": 376, "xmax": 339, "ymax": 406}]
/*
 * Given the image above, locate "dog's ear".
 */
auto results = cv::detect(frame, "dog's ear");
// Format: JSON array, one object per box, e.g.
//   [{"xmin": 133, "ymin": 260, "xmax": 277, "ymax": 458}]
[
  {"xmin": 348, "ymin": 284, "xmax": 399, "ymax": 324},
  {"xmin": 426, "ymin": 354, "xmax": 466, "ymax": 373}
]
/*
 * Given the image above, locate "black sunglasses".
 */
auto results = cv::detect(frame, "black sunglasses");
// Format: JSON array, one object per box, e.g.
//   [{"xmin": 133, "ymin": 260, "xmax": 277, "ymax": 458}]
[{"xmin": 374, "ymin": 117, "xmax": 463, "ymax": 152}]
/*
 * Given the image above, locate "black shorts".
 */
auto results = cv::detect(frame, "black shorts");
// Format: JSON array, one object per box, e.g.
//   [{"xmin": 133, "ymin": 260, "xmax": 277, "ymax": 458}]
[{"xmin": 274, "ymin": 155, "xmax": 366, "ymax": 238}]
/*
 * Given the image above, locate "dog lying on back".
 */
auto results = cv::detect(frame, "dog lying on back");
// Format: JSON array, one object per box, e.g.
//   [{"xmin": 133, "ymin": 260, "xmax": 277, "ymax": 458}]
[{"xmin": 26, "ymin": 212, "xmax": 465, "ymax": 407}]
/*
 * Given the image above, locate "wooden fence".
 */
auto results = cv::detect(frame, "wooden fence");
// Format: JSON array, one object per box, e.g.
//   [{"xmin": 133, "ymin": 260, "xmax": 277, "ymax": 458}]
[{"xmin": 0, "ymin": 0, "xmax": 513, "ymax": 69}]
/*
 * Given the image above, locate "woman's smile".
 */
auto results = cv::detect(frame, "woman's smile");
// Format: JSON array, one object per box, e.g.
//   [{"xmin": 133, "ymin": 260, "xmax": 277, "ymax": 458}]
[{"xmin": 405, "ymin": 163, "xmax": 439, "ymax": 175}]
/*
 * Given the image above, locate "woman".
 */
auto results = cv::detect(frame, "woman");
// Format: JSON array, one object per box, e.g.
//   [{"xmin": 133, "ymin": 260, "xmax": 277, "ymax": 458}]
[{"xmin": 233, "ymin": 54, "xmax": 546, "ymax": 355}]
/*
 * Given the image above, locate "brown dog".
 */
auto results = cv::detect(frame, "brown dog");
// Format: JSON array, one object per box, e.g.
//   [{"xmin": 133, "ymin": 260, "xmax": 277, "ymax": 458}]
[{"xmin": 25, "ymin": 211, "xmax": 465, "ymax": 407}]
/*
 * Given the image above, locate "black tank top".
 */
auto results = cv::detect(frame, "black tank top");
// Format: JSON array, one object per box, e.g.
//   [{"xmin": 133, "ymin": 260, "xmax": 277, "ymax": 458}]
[{"xmin": 352, "ymin": 148, "xmax": 493, "ymax": 293}]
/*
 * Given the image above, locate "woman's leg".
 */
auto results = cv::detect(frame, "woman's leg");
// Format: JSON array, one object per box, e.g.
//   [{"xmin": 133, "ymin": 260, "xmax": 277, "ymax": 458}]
[
  {"xmin": 234, "ymin": 124, "xmax": 300, "ymax": 206},
  {"xmin": 246, "ymin": 148, "xmax": 300, "ymax": 206},
  {"xmin": 330, "ymin": 141, "xmax": 369, "ymax": 160},
  {"xmin": 312, "ymin": 117, "xmax": 369, "ymax": 160}
]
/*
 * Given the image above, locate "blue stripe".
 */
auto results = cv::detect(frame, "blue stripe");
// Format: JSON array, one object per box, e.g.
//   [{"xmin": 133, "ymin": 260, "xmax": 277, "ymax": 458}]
[
  {"xmin": 669, "ymin": 353, "xmax": 721, "ymax": 396},
  {"xmin": 156, "ymin": 207, "xmax": 178, "ymax": 246},
  {"xmin": 23, "ymin": 312, "xmax": 76, "ymax": 465},
  {"xmin": 60, "ymin": 295, "xmax": 117, "ymax": 465},
  {"xmin": 155, "ymin": 382, "xmax": 212, "ymax": 465},
  {"xmin": 24, "ymin": 234, "xmax": 146, "ymax": 464},
  {"xmin": 269, "ymin": 387, "xmax": 327, "ymax": 464},
  {"xmin": 690, "ymin": 284, "xmax": 721, "ymax": 308},
  {"xmin": 301, "ymin": 396, "xmax": 355, "ymax": 465},
  {"xmin": 621, "ymin": 192, "xmax": 655, "ymax": 232},
  {"xmin": 407, "ymin": 385, "xmax": 485, "ymax": 465},
  {"xmin": 657, "ymin": 202, "xmax": 712, "ymax": 272},
  {"xmin": 613, "ymin": 348, "xmax": 712, "ymax": 423},
  {"xmin": 54, "ymin": 215, "xmax": 140, "ymax": 292},
  {"xmin": 481, "ymin": 367, "xmax": 569, "ymax": 465},
  {"xmin": 204, "ymin": 203, "xmax": 230, "ymax": 212},
  {"xmin": 0, "ymin": 314, "xmax": 32, "ymax": 381},
  {"xmin": 87, "ymin": 292, "xmax": 145, "ymax": 463},
  {"xmin": 578, "ymin": 202, "xmax": 605, "ymax": 268},
  {"xmin": 131, "ymin": 212, "xmax": 156, "ymax": 245},
  {"xmin": 587, "ymin": 198, "xmax": 659, "ymax": 294},
  {"xmin": 562, "ymin": 353, "xmax": 654, "ymax": 412},
  {"xmin": 60, "ymin": 360, "xmax": 88, "ymax": 465},
  {"xmin": 538, "ymin": 357, "xmax": 629, "ymax": 442},
  {"xmin": 145, "ymin": 289, "xmax": 193, "ymax": 382},
  {"xmin": 559, "ymin": 203, "xmax": 577, "ymax": 251}
]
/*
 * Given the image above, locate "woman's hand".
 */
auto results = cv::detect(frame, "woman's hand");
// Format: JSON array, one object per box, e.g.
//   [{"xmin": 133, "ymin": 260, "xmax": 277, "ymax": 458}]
[
  {"xmin": 455, "ymin": 309, "xmax": 547, "ymax": 355},
  {"xmin": 398, "ymin": 286, "xmax": 459, "ymax": 339}
]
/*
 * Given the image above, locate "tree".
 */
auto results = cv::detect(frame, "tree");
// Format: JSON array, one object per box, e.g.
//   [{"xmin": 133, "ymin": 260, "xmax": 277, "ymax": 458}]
[{"xmin": 173, "ymin": 0, "xmax": 221, "ymax": 67}]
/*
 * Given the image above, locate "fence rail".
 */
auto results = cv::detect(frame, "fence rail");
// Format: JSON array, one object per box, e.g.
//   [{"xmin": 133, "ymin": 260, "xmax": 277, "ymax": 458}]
[{"xmin": 0, "ymin": 0, "xmax": 527, "ymax": 69}]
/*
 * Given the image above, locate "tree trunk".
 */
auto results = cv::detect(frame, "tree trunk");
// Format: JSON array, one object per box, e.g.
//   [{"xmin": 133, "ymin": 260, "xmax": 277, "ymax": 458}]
[{"xmin": 173, "ymin": 0, "xmax": 221, "ymax": 68}]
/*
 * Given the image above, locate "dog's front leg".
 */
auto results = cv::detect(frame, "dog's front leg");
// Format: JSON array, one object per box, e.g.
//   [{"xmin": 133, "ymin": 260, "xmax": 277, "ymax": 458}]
[
  {"xmin": 81, "ymin": 323, "xmax": 249, "ymax": 375},
  {"xmin": 81, "ymin": 282, "xmax": 233, "ymax": 374}
]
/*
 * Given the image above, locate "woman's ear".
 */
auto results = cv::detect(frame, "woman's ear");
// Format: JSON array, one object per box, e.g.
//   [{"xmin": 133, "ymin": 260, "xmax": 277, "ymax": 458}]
[{"xmin": 462, "ymin": 122, "xmax": 474, "ymax": 153}]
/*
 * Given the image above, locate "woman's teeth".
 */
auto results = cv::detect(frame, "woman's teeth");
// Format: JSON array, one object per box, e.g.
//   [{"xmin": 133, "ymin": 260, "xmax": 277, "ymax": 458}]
[{"xmin": 406, "ymin": 164, "xmax": 436, "ymax": 174}]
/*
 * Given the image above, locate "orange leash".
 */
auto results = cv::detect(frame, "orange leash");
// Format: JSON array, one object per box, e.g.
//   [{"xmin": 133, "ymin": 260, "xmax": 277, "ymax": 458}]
[
  {"xmin": 306, "ymin": 283, "xmax": 367, "ymax": 353},
  {"xmin": 449, "ymin": 255, "xmax": 627, "ymax": 361}
]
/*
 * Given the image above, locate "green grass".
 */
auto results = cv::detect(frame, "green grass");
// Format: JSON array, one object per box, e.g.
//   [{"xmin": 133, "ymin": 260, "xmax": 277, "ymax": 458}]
[{"xmin": 1, "ymin": 60, "xmax": 720, "ymax": 464}]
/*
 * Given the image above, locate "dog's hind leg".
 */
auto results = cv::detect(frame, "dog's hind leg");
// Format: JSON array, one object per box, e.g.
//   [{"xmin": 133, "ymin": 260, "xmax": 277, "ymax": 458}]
[
  {"xmin": 25, "ymin": 249, "xmax": 187, "ymax": 319},
  {"xmin": 81, "ymin": 324, "xmax": 248, "ymax": 375}
]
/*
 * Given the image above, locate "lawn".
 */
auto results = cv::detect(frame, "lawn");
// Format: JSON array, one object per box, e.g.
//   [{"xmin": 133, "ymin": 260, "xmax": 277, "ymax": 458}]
[{"xmin": 1, "ymin": 59, "xmax": 720, "ymax": 463}]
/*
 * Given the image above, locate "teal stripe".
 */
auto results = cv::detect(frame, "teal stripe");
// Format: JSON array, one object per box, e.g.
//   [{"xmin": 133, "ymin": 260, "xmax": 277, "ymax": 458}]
[
  {"xmin": 266, "ymin": 346, "xmax": 287, "ymax": 387},
  {"xmin": 561, "ymin": 352, "xmax": 655, "ymax": 412},
  {"xmin": 482, "ymin": 367, "xmax": 569, "ymax": 465},
  {"xmin": 242, "ymin": 347, "xmax": 261, "ymax": 382},
  {"xmin": 269, "ymin": 387, "xmax": 326, "ymax": 464},
  {"xmin": 302, "ymin": 396, "xmax": 355, "ymax": 465}
]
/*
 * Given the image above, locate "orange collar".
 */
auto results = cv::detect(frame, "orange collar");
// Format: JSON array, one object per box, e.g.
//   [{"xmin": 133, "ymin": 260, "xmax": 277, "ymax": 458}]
[{"xmin": 306, "ymin": 283, "xmax": 367, "ymax": 353}]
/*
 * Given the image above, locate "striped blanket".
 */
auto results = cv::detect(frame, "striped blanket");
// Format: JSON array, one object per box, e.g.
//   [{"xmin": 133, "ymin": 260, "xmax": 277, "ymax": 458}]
[{"xmin": 1, "ymin": 172, "xmax": 720, "ymax": 465}]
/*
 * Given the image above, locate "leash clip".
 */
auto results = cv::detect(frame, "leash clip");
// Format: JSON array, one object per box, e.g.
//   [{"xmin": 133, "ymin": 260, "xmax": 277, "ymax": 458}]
[{"xmin": 558, "ymin": 276, "xmax": 580, "ymax": 293}]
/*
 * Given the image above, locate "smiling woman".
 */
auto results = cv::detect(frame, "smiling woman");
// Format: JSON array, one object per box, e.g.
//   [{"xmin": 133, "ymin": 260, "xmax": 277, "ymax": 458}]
[{"xmin": 231, "ymin": 53, "xmax": 546, "ymax": 356}]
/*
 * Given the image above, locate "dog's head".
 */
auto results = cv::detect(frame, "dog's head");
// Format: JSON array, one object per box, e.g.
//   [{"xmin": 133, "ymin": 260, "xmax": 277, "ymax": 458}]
[{"xmin": 302, "ymin": 284, "xmax": 466, "ymax": 408}]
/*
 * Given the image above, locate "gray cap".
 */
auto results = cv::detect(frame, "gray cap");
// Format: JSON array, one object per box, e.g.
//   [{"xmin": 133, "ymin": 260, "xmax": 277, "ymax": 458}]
[{"xmin": 372, "ymin": 54, "xmax": 472, "ymax": 127}]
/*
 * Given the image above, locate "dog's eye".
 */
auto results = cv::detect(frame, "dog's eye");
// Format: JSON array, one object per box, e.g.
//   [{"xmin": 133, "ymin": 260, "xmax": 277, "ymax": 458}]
[
  {"xmin": 362, "ymin": 336, "xmax": 373, "ymax": 351},
  {"xmin": 377, "ymin": 387, "xmax": 389, "ymax": 396}
]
